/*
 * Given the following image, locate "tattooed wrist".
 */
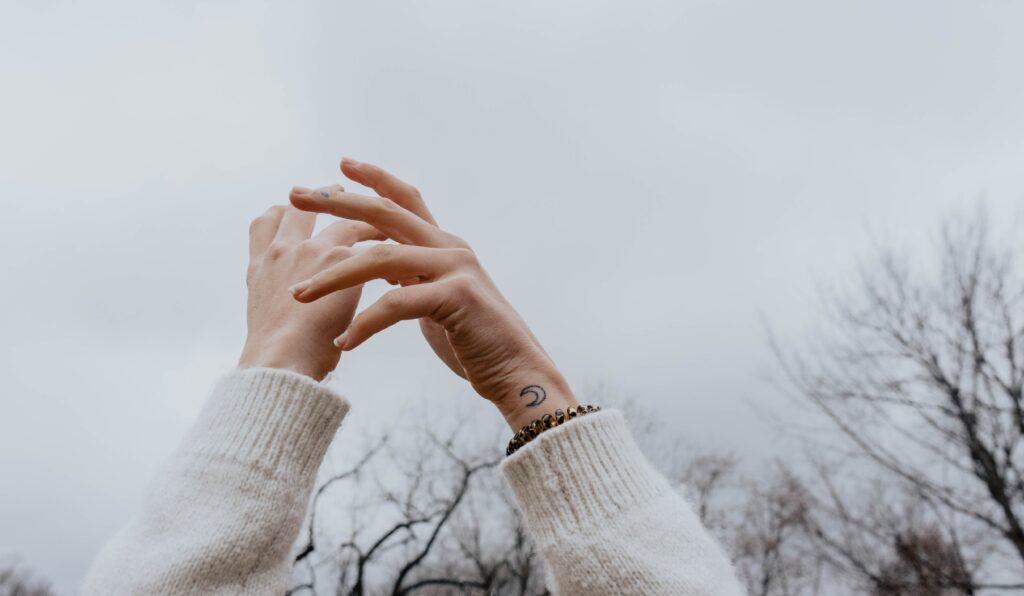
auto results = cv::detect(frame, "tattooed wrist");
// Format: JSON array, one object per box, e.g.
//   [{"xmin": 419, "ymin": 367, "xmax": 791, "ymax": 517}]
[{"xmin": 494, "ymin": 377, "xmax": 578, "ymax": 431}]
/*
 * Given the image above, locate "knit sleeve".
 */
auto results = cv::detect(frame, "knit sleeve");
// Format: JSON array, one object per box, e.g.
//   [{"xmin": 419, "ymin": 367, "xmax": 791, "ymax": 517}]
[
  {"xmin": 81, "ymin": 367, "xmax": 349, "ymax": 596},
  {"xmin": 500, "ymin": 410, "xmax": 744, "ymax": 595}
]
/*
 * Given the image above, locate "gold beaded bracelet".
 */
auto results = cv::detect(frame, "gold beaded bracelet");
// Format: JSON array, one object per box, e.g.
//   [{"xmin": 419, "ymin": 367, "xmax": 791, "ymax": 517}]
[{"xmin": 506, "ymin": 404, "xmax": 602, "ymax": 456}]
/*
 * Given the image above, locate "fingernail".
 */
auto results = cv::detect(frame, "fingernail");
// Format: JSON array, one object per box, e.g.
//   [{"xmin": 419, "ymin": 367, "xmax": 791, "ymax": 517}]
[
  {"xmin": 291, "ymin": 186, "xmax": 313, "ymax": 196},
  {"xmin": 289, "ymin": 280, "xmax": 311, "ymax": 296},
  {"xmin": 342, "ymin": 157, "xmax": 360, "ymax": 166},
  {"xmin": 334, "ymin": 332, "xmax": 349, "ymax": 349}
]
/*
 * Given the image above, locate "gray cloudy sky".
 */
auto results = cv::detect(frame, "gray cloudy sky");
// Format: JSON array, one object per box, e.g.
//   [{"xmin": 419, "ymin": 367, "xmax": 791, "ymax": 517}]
[{"xmin": 3, "ymin": 0, "xmax": 1024, "ymax": 592}]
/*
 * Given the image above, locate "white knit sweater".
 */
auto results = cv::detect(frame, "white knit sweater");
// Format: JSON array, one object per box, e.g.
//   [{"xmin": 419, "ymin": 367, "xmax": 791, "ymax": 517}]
[{"xmin": 82, "ymin": 368, "xmax": 743, "ymax": 595}]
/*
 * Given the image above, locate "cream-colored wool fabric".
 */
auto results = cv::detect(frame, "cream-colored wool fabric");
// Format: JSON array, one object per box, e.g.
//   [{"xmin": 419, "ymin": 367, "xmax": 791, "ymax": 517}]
[
  {"xmin": 501, "ymin": 410, "xmax": 745, "ymax": 595},
  {"xmin": 82, "ymin": 368, "xmax": 743, "ymax": 595}
]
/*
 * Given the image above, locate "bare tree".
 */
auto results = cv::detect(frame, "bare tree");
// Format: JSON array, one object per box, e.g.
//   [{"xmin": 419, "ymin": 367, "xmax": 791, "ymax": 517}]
[
  {"xmin": 730, "ymin": 466, "xmax": 824, "ymax": 596},
  {"xmin": 795, "ymin": 459, "xmax": 990, "ymax": 595},
  {"xmin": 0, "ymin": 559, "xmax": 54, "ymax": 596},
  {"xmin": 874, "ymin": 524, "xmax": 974, "ymax": 596},
  {"xmin": 288, "ymin": 415, "xmax": 548, "ymax": 596},
  {"xmin": 775, "ymin": 210, "xmax": 1024, "ymax": 592},
  {"xmin": 678, "ymin": 452, "xmax": 739, "ymax": 532}
]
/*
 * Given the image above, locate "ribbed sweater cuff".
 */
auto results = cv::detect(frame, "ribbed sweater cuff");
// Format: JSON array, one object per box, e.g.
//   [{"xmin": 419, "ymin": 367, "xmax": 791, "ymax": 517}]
[
  {"xmin": 499, "ymin": 410, "xmax": 671, "ymax": 543},
  {"xmin": 178, "ymin": 367, "xmax": 350, "ymax": 484}
]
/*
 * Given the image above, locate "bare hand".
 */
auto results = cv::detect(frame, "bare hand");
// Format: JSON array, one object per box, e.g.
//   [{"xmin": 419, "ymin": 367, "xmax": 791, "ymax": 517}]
[
  {"xmin": 287, "ymin": 159, "xmax": 578, "ymax": 429},
  {"xmin": 239, "ymin": 202, "xmax": 382, "ymax": 381}
]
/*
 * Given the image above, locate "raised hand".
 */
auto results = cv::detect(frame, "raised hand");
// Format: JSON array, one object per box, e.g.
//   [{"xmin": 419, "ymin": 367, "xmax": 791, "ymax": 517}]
[
  {"xmin": 287, "ymin": 159, "xmax": 578, "ymax": 430},
  {"xmin": 238, "ymin": 202, "xmax": 383, "ymax": 381}
]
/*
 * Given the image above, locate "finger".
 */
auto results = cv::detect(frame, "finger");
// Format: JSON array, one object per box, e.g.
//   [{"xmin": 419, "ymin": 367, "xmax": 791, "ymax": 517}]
[
  {"xmin": 276, "ymin": 203, "xmax": 320, "ymax": 242},
  {"xmin": 335, "ymin": 283, "xmax": 451, "ymax": 350},
  {"xmin": 340, "ymin": 158, "xmax": 437, "ymax": 225},
  {"xmin": 386, "ymin": 277, "xmax": 422, "ymax": 286},
  {"xmin": 315, "ymin": 220, "xmax": 386, "ymax": 246},
  {"xmin": 289, "ymin": 244, "xmax": 468, "ymax": 302},
  {"xmin": 290, "ymin": 187, "xmax": 456, "ymax": 248},
  {"xmin": 249, "ymin": 205, "xmax": 286, "ymax": 258}
]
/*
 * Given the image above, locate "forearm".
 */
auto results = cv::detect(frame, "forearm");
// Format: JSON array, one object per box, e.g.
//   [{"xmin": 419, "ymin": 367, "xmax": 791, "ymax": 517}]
[
  {"xmin": 500, "ymin": 410, "xmax": 744, "ymax": 595},
  {"xmin": 82, "ymin": 368, "xmax": 348, "ymax": 596}
]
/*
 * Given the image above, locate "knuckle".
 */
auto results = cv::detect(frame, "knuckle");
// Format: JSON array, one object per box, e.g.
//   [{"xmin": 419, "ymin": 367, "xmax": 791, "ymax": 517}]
[
  {"xmin": 367, "ymin": 243, "xmax": 398, "ymax": 262},
  {"xmin": 265, "ymin": 241, "xmax": 290, "ymax": 260},
  {"xmin": 327, "ymin": 246, "xmax": 354, "ymax": 261},
  {"xmin": 450, "ymin": 247, "xmax": 478, "ymax": 266},
  {"xmin": 375, "ymin": 197, "xmax": 401, "ymax": 215},
  {"xmin": 405, "ymin": 184, "xmax": 422, "ymax": 199},
  {"xmin": 447, "ymin": 233, "xmax": 472, "ymax": 250},
  {"xmin": 348, "ymin": 223, "xmax": 376, "ymax": 242},
  {"xmin": 447, "ymin": 274, "xmax": 481, "ymax": 300},
  {"xmin": 379, "ymin": 290, "xmax": 405, "ymax": 311}
]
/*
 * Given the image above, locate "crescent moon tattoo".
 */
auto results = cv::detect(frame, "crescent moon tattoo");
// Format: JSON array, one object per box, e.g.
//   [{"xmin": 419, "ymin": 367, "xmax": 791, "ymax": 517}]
[{"xmin": 520, "ymin": 385, "xmax": 547, "ymax": 407}]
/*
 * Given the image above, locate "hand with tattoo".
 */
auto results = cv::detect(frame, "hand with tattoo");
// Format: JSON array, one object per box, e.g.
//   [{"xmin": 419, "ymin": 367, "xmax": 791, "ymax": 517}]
[{"xmin": 287, "ymin": 158, "xmax": 579, "ymax": 430}]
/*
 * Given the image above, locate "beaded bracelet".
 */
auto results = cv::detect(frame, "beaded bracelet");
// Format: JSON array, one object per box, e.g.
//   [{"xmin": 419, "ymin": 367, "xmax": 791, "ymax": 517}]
[{"xmin": 506, "ymin": 404, "xmax": 602, "ymax": 456}]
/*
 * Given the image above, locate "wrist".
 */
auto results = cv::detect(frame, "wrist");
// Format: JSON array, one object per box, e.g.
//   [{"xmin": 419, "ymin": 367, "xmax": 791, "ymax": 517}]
[
  {"xmin": 238, "ymin": 337, "xmax": 335, "ymax": 382},
  {"xmin": 492, "ymin": 372, "xmax": 579, "ymax": 431}
]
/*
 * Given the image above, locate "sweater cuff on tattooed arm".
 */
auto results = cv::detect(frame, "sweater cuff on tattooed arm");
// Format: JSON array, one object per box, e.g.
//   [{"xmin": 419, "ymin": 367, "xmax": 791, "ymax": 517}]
[
  {"xmin": 499, "ymin": 409, "xmax": 672, "ymax": 542},
  {"xmin": 178, "ymin": 367, "xmax": 350, "ymax": 484}
]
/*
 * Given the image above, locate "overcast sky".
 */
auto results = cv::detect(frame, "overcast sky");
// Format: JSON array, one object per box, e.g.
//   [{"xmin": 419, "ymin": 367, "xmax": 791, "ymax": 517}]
[{"xmin": 3, "ymin": 0, "xmax": 1024, "ymax": 592}]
